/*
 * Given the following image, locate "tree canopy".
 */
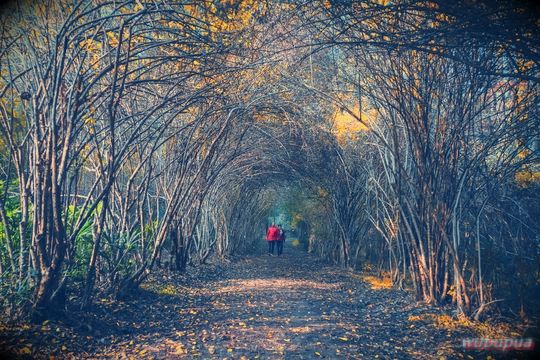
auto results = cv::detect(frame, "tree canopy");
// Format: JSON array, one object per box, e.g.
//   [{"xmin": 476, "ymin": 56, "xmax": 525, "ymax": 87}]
[{"xmin": 0, "ymin": 0, "xmax": 539, "ymax": 328}]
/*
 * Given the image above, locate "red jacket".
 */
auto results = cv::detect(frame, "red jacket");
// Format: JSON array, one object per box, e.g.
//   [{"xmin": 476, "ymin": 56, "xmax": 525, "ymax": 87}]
[{"xmin": 266, "ymin": 226, "xmax": 280, "ymax": 241}]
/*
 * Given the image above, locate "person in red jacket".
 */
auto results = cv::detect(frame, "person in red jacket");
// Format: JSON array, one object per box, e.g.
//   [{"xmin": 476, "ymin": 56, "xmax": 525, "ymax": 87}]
[{"xmin": 266, "ymin": 223, "xmax": 280, "ymax": 255}]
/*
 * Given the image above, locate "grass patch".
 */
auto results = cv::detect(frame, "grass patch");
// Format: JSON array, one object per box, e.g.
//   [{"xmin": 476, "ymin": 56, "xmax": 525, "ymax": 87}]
[
  {"xmin": 350, "ymin": 272, "xmax": 393, "ymax": 290},
  {"xmin": 408, "ymin": 313, "xmax": 519, "ymax": 337},
  {"xmin": 362, "ymin": 275, "xmax": 393, "ymax": 290},
  {"xmin": 141, "ymin": 283, "xmax": 178, "ymax": 296}
]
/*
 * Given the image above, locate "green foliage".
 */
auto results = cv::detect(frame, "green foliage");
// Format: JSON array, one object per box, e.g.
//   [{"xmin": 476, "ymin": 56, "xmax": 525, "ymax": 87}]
[
  {"xmin": 0, "ymin": 179, "xmax": 23, "ymax": 272},
  {"xmin": 0, "ymin": 274, "xmax": 32, "ymax": 316},
  {"xmin": 100, "ymin": 228, "xmax": 144, "ymax": 284},
  {"xmin": 65, "ymin": 205, "xmax": 94, "ymax": 281}
]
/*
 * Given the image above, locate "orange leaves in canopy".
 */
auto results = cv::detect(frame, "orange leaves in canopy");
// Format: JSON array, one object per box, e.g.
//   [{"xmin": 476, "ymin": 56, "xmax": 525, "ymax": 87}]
[
  {"xmin": 515, "ymin": 170, "xmax": 540, "ymax": 187},
  {"xmin": 331, "ymin": 101, "xmax": 377, "ymax": 143},
  {"xmin": 79, "ymin": 38, "xmax": 101, "ymax": 53},
  {"xmin": 184, "ymin": 0, "xmax": 267, "ymax": 35}
]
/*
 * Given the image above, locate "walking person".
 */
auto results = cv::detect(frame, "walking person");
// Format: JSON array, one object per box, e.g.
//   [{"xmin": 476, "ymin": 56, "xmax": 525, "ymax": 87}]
[
  {"xmin": 266, "ymin": 223, "xmax": 279, "ymax": 255},
  {"xmin": 277, "ymin": 224, "xmax": 286, "ymax": 256}
]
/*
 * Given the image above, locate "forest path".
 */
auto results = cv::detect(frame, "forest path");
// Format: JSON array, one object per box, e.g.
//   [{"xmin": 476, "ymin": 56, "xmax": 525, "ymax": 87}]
[
  {"xmin": 159, "ymin": 245, "xmax": 458, "ymax": 360},
  {"xmin": 3, "ymin": 245, "xmax": 475, "ymax": 359}
]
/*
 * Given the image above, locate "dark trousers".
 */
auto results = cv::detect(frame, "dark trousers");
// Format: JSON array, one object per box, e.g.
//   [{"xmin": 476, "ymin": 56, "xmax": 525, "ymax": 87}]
[
  {"xmin": 268, "ymin": 241, "xmax": 276, "ymax": 254},
  {"xmin": 276, "ymin": 240, "xmax": 284, "ymax": 255}
]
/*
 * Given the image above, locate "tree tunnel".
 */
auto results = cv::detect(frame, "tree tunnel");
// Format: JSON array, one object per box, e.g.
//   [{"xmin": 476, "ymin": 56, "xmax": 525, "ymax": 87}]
[{"xmin": 0, "ymin": 0, "xmax": 539, "ymax": 325}]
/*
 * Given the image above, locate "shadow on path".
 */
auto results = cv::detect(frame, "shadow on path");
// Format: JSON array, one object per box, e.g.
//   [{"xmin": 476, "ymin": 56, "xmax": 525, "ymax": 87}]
[{"xmin": 1, "ymin": 245, "xmax": 494, "ymax": 359}]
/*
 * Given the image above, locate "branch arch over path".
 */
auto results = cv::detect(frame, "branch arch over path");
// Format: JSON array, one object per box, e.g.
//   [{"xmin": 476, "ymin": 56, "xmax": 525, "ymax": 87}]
[{"xmin": 0, "ymin": 0, "xmax": 538, "ymax": 346}]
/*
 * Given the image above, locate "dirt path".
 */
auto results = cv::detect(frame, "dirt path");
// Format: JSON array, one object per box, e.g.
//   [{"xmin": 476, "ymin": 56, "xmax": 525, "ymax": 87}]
[
  {"xmin": 162, "ymin": 246, "xmax": 464, "ymax": 359},
  {"xmin": 1, "ymin": 245, "xmax": 518, "ymax": 359}
]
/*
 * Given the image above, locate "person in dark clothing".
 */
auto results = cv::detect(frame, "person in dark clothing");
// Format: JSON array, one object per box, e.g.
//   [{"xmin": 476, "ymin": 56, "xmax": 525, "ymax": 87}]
[
  {"xmin": 266, "ymin": 223, "xmax": 279, "ymax": 255},
  {"xmin": 277, "ymin": 224, "xmax": 285, "ymax": 256}
]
